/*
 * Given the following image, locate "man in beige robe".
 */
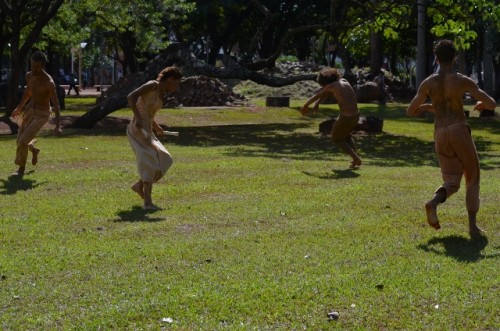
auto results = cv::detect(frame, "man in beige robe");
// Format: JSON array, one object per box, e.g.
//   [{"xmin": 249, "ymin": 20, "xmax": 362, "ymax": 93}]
[{"xmin": 11, "ymin": 51, "xmax": 61, "ymax": 176}]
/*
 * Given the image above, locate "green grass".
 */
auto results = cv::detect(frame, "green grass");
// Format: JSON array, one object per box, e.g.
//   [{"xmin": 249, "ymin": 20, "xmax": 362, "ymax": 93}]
[{"xmin": 1, "ymin": 100, "xmax": 499, "ymax": 330}]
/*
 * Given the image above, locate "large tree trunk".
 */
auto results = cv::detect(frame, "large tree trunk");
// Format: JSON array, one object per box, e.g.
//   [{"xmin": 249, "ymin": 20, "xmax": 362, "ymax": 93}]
[
  {"xmin": 370, "ymin": 30, "xmax": 383, "ymax": 74},
  {"xmin": 71, "ymin": 43, "xmax": 317, "ymax": 129},
  {"xmin": 369, "ymin": 0, "xmax": 383, "ymax": 74}
]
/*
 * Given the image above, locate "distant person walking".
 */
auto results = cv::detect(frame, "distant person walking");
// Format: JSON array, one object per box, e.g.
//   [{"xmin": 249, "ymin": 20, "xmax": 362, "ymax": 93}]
[
  {"xmin": 406, "ymin": 39, "xmax": 496, "ymax": 236},
  {"xmin": 301, "ymin": 68, "xmax": 362, "ymax": 168},
  {"xmin": 67, "ymin": 72, "xmax": 79, "ymax": 96},
  {"xmin": 373, "ymin": 71, "xmax": 393, "ymax": 104},
  {"xmin": 127, "ymin": 66, "xmax": 182, "ymax": 210},
  {"xmin": 11, "ymin": 51, "xmax": 62, "ymax": 176}
]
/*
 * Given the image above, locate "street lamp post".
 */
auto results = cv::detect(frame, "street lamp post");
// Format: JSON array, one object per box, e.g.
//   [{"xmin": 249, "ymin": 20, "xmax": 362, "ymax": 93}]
[{"xmin": 78, "ymin": 42, "xmax": 87, "ymax": 91}]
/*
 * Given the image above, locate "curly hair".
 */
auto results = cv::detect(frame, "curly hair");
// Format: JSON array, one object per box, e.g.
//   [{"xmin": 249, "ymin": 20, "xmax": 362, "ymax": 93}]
[
  {"xmin": 31, "ymin": 51, "xmax": 48, "ymax": 64},
  {"xmin": 157, "ymin": 66, "xmax": 183, "ymax": 82},
  {"xmin": 316, "ymin": 68, "xmax": 341, "ymax": 86},
  {"xmin": 434, "ymin": 40, "xmax": 456, "ymax": 64}
]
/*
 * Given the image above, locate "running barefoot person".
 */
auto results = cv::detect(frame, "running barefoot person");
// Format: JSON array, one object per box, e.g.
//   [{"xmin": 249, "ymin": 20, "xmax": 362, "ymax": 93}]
[
  {"xmin": 127, "ymin": 66, "xmax": 182, "ymax": 210},
  {"xmin": 301, "ymin": 68, "xmax": 362, "ymax": 168},
  {"xmin": 11, "ymin": 51, "xmax": 62, "ymax": 177},
  {"xmin": 406, "ymin": 39, "xmax": 496, "ymax": 236}
]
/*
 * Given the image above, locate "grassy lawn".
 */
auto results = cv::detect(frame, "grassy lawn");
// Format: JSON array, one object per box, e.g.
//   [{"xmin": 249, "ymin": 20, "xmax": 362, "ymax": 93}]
[{"xmin": 0, "ymin": 99, "xmax": 498, "ymax": 330}]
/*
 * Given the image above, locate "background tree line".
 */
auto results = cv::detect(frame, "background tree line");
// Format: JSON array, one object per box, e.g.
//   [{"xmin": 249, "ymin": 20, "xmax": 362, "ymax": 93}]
[{"xmin": 1, "ymin": 0, "xmax": 499, "ymax": 130}]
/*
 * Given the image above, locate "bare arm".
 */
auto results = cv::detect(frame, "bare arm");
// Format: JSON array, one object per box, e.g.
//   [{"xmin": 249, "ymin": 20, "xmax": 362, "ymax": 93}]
[
  {"xmin": 11, "ymin": 74, "xmax": 32, "ymax": 117},
  {"xmin": 49, "ymin": 82, "xmax": 62, "ymax": 134},
  {"xmin": 153, "ymin": 120, "xmax": 163, "ymax": 136},
  {"xmin": 301, "ymin": 86, "xmax": 329, "ymax": 115},
  {"xmin": 406, "ymin": 81, "xmax": 432, "ymax": 117},
  {"xmin": 465, "ymin": 79, "xmax": 496, "ymax": 111},
  {"xmin": 311, "ymin": 95, "xmax": 327, "ymax": 113},
  {"xmin": 127, "ymin": 81, "xmax": 156, "ymax": 120}
]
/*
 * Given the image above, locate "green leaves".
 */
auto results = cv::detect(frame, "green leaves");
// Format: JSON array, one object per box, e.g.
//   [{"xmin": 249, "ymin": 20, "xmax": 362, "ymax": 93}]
[{"xmin": 428, "ymin": 0, "xmax": 498, "ymax": 49}]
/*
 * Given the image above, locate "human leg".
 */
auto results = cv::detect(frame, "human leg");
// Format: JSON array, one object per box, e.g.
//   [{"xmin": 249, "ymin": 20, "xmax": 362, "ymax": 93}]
[
  {"xmin": 425, "ymin": 187, "xmax": 446, "ymax": 229},
  {"xmin": 15, "ymin": 111, "xmax": 48, "ymax": 170},
  {"xmin": 142, "ymin": 181, "xmax": 160, "ymax": 210},
  {"xmin": 333, "ymin": 140, "xmax": 362, "ymax": 168},
  {"xmin": 15, "ymin": 120, "xmax": 30, "ymax": 169},
  {"xmin": 347, "ymin": 134, "xmax": 357, "ymax": 152},
  {"xmin": 28, "ymin": 139, "xmax": 39, "ymax": 165},
  {"xmin": 451, "ymin": 125, "xmax": 481, "ymax": 235},
  {"xmin": 423, "ymin": 129, "xmax": 457, "ymax": 228},
  {"xmin": 131, "ymin": 180, "xmax": 144, "ymax": 199},
  {"xmin": 332, "ymin": 115, "xmax": 361, "ymax": 167}
]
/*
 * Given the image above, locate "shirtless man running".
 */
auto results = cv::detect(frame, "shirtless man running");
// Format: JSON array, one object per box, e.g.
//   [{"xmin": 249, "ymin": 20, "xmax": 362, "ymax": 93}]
[
  {"xmin": 406, "ymin": 39, "xmax": 496, "ymax": 236},
  {"xmin": 301, "ymin": 68, "xmax": 362, "ymax": 168},
  {"xmin": 11, "ymin": 51, "xmax": 62, "ymax": 176}
]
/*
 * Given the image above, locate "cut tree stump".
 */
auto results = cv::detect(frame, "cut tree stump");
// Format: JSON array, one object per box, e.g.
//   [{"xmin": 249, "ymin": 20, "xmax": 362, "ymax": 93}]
[
  {"xmin": 266, "ymin": 96, "xmax": 290, "ymax": 107},
  {"xmin": 479, "ymin": 109, "xmax": 495, "ymax": 117},
  {"xmin": 319, "ymin": 116, "xmax": 384, "ymax": 135}
]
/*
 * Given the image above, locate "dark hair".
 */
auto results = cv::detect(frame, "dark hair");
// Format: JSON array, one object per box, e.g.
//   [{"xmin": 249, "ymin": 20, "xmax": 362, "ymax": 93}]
[
  {"xmin": 157, "ymin": 66, "xmax": 182, "ymax": 82},
  {"xmin": 434, "ymin": 40, "xmax": 456, "ymax": 64},
  {"xmin": 31, "ymin": 51, "xmax": 48, "ymax": 64},
  {"xmin": 316, "ymin": 68, "xmax": 341, "ymax": 86}
]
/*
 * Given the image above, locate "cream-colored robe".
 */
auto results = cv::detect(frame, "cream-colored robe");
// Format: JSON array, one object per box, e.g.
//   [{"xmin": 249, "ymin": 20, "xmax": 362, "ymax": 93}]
[
  {"xmin": 127, "ymin": 81, "xmax": 173, "ymax": 183},
  {"xmin": 15, "ymin": 107, "xmax": 50, "ymax": 167}
]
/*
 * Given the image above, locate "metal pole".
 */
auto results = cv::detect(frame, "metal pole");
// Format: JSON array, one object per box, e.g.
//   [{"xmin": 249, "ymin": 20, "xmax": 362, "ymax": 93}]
[
  {"xmin": 71, "ymin": 48, "xmax": 75, "ymax": 74},
  {"xmin": 78, "ymin": 47, "xmax": 82, "ymax": 92},
  {"xmin": 416, "ymin": 0, "xmax": 426, "ymax": 87}
]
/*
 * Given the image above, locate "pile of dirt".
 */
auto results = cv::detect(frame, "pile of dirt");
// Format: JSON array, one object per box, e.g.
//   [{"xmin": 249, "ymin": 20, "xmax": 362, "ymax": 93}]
[
  {"xmin": 230, "ymin": 61, "xmax": 321, "ymax": 100},
  {"xmin": 164, "ymin": 76, "xmax": 247, "ymax": 107},
  {"xmin": 231, "ymin": 79, "xmax": 320, "ymax": 100}
]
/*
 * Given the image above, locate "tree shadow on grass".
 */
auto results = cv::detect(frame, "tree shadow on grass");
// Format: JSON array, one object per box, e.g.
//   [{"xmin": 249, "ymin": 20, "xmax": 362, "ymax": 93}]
[
  {"xmin": 0, "ymin": 172, "xmax": 45, "ymax": 195},
  {"xmin": 112, "ymin": 205, "xmax": 165, "ymax": 223},
  {"xmin": 7, "ymin": 115, "xmax": 495, "ymax": 169},
  {"xmin": 169, "ymin": 123, "xmax": 446, "ymax": 167},
  {"xmin": 303, "ymin": 168, "xmax": 361, "ymax": 180},
  {"xmin": 417, "ymin": 234, "xmax": 496, "ymax": 262}
]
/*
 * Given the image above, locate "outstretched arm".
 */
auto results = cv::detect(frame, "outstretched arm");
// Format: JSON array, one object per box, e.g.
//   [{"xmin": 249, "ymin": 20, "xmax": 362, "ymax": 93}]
[
  {"xmin": 301, "ymin": 86, "xmax": 328, "ymax": 115},
  {"xmin": 466, "ymin": 79, "xmax": 496, "ymax": 111},
  {"xmin": 406, "ymin": 81, "xmax": 432, "ymax": 117}
]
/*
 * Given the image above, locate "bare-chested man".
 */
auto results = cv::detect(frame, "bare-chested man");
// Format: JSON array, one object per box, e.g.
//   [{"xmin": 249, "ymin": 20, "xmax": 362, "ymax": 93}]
[
  {"xmin": 301, "ymin": 68, "xmax": 362, "ymax": 168},
  {"xmin": 406, "ymin": 39, "xmax": 496, "ymax": 236},
  {"xmin": 11, "ymin": 51, "xmax": 61, "ymax": 176}
]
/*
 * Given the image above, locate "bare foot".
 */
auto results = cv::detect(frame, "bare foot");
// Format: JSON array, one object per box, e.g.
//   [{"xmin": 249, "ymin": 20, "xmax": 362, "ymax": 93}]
[
  {"xmin": 425, "ymin": 201, "xmax": 441, "ymax": 230},
  {"xmin": 349, "ymin": 159, "xmax": 362, "ymax": 169},
  {"xmin": 131, "ymin": 182, "xmax": 144, "ymax": 199},
  {"xmin": 10, "ymin": 166, "xmax": 25, "ymax": 177},
  {"xmin": 143, "ymin": 204, "xmax": 161, "ymax": 210},
  {"xmin": 469, "ymin": 225, "xmax": 485, "ymax": 237},
  {"xmin": 31, "ymin": 148, "xmax": 40, "ymax": 165}
]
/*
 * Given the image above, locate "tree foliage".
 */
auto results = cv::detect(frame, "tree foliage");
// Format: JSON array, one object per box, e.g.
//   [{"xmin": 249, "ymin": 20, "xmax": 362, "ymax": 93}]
[{"xmin": 1, "ymin": 0, "xmax": 499, "ymax": 131}]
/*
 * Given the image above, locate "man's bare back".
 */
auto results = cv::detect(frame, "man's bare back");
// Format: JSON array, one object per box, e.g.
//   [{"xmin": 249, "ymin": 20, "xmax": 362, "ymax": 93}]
[{"xmin": 407, "ymin": 67, "xmax": 495, "ymax": 129}]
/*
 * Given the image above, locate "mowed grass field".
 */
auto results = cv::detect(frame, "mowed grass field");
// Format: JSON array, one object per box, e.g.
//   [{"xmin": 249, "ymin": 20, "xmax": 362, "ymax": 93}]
[{"xmin": 1, "ymin": 98, "xmax": 499, "ymax": 330}]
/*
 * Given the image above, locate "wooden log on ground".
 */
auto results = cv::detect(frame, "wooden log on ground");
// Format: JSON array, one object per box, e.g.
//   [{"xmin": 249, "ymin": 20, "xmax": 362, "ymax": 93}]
[
  {"xmin": 319, "ymin": 116, "xmax": 384, "ymax": 135},
  {"xmin": 479, "ymin": 109, "xmax": 495, "ymax": 117},
  {"xmin": 266, "ymin": 96, "xmax": 290, "ymax": 107}
]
